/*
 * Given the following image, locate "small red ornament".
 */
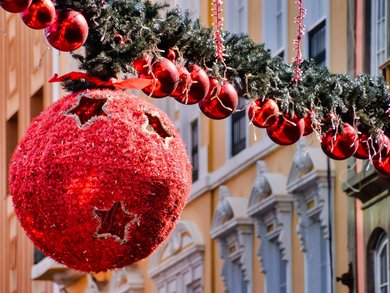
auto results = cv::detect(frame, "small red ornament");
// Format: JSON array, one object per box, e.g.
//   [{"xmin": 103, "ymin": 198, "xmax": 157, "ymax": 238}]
[
  {"xmin": 373, "ymin": 154, "xmax": 390, "ymax": 176},
  {"xmin": 0, "ymin": 0, "xmax": 32, "ymax": 13},
  {"xmin": 113, "ymin": 34, "xmax": 125, "ymax": 45},
  {"xmin": 9, "ymin": 89, "xmax": 192, "ymax": 272},
  {"xmin": 321, "ymin": 123, "xmax": 358, "ymax": 160},
  {"xmin": 173, "ymin": 64, "xmax": 210, "ymax": 105},
  {"xmin": 167, "ymin": 49, "xmax": 176, "ymax": 61},
  {"xmin": 139, "ymin": 57, "xmax": 179, "ymax": 98},
  {"xmin": 266, "ymin": 114, "xmax": 304, "ymax": 146},
  {"xmin": 45, "ymin": 9, "xmax": 89, "ymax": 52},
  {"xmin": 303, "ymin": 111, "xmax": 314, "ymax": 136},
  {"xmin": 354, "ymin": 131, "xmax": 389, "ymax": 160},
  {"xmin": 199, "ymin": 79, "xmax": 238, "ymax": 120},
  {"xmin": 20, "ymin": 0, "xmax": 55, "ymax": 30},
  {"xmin": 353, "ymin": 132, "xmax": 371, "ymax": 160},
  {"xmin": 248, "ymin": 97, "xmax": 279, "ymax": 128},
  {"xmin": 132, "ymin": 53, "xmax": 151, "ymax": 73}
]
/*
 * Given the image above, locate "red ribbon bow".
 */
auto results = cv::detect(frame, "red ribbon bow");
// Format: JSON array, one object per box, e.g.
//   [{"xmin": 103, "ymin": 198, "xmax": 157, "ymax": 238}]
[{"xmin": 49, "ymin": 72, "xmax": 153, "ymax": 90}]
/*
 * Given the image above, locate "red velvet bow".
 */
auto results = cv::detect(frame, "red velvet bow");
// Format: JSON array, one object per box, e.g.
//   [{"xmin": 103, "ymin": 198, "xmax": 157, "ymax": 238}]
[{"xmin": 49, "ymin": 72, "xmax": 153, "ymax": 90}]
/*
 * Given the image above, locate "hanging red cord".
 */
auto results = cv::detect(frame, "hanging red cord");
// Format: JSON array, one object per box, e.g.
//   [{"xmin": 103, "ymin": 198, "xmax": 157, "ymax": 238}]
[
  {"xmin": 292, "ymin": 0, "xmax": 307, "ymax": 83},
  {"xmin": 212, "ymin": 0, "xmax": 225, "ymax": 62}
]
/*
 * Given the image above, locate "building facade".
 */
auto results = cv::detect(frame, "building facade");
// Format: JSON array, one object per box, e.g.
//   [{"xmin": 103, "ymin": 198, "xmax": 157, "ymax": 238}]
[
  {"xmin": 345, "ymin": 0, "xmax": 390, "ymax": 292},
  {"xmin": 2, "ymin": 0, "xmax": 387, "ymax": 292}
]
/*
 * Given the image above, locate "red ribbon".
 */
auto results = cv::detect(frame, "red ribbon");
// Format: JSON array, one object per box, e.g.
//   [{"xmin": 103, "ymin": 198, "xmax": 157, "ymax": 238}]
[{"xmin": 49, "ymin": 72, "xmax": 153, "ymax": 90}]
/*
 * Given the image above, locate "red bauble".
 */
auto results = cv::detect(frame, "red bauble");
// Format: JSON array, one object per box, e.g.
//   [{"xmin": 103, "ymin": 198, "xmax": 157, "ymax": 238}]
[
  {"xmin": 172, "ymin": 64, "xmax": 210, "ymax": 105},
  {"xmin": 140, "ymin": 57, "xmax": 179, "ymax": 98},
  {"xmin": 303, "ymin": 111, "xmax": 314, "ymax": 136},
  {"xmin": 354, "ymin": 132, "xmax": 371, "ymax": 160},
  {"xmin": 373, "ymin": 154, "xmax": 390, "ymax": 176},
  {"xmin": 248, "ymin": 97, "xmax": 279, "ymax": 128},
  {"xmin": 0, "ymin": 0, "xmax": 32, "ymax": 13},
  {"xmin": 9, "ymin": 89, "xmax": 192, "ymax": 272},
  {"xmin": 20, "ymin": 0, "xmax": 55, "ymax": 30},
  {"xmin": 321, "ymin": 123, "xmax": 358, "ymax": 160},
  {"xmin": 266, "ymin": 114, "xmax": 304, "ymax": 146},
  {"xmin": 45, "ymin": 9, "xmax": 89, "ymax": 52},
  {"xmin": 199, "ymin": 80, "xmax": 238, "ymax": 120}
]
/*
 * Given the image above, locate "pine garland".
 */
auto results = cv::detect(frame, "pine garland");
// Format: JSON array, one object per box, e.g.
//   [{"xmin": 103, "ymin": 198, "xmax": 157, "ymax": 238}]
[{"xmin": 56, "ymin": 0, "xmax": 389, "ymax": 134}]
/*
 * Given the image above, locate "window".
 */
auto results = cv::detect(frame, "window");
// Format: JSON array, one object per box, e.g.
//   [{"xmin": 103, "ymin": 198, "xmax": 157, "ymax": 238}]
[
  {"xmin": 149, "ymin": 221, "xmax": 205, "ymax": 293},
  {"xmin": 309, "ymin": 21, "xmax": 327, "ymax": 67},
  {"xmin": 375, "ymin": 233, "xmax": 389, "ymax": 293},
  {"xmin": 247, "ymin": 161, "xmax": 292, "ymax": 293},
  {"xmin": 191, "ymin": 119, "xmax": 199, "ymax": 182},
  {"xmin": 371, "ymin": 0, "xmax": 389, "ymax": 75},
  {"xmin": 263, "ymin": 0, "xmax": 286, "ymax": 57},
  {"xmin": 231, "ymin": 98, "xmax": 246, "ymax": 157},
  {"xmin": 225, "ymin": 0, "xmax": 248, "ymax": 34},
  {"xmin": 211, "ymin": 186, "xmax": 253, "ymax": 293}
]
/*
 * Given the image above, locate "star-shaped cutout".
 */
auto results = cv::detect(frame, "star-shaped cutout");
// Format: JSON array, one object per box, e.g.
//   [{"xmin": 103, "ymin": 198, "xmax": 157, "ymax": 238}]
[
  {"xmin": 64, "ymin": 94, "xmax": 109, "ymax": 127},
  {"xmin": 93, "ymin": 201, "xmax": 140, "ymax": 245}
]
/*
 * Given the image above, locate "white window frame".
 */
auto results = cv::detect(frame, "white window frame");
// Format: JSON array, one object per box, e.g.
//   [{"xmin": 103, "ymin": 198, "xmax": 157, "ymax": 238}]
[
  {"xmin": 210, "ymin": 186, "xmax": 253, "ymax": 293},
  {"xmin": 262, "ymin": 0, "xmax": 288, "ymax": 61},
  {"xmin": 247, "ymin": 161, "xmax": 293, "ymax": 293},
  {"xmin": 303, "ymin": 0, "xmax": 329, "ymax": 68},
  {"xmin": 375, "ymin": 233, "xmax": 390, "ymax": 293},
  {"xmin": 148, "ymin": 221, "xmax": 205, "ymax": 293},
  {"xmin": 287, "ymin": 139, "xmax": 335, "ymax": 293},
  {"xmin": 225, "ymin": 0, "xmax": 249, "ymax": 34},
  {"xmin": 371, "ymin": 0, "xmax": 389, "ymax": 75}
]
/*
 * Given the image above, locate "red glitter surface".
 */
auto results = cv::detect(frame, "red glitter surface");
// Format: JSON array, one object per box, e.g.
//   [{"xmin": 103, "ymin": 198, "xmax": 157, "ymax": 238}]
[{"xmin": 9, "ymin": 89, "xmax": 192, "ymax": 272}]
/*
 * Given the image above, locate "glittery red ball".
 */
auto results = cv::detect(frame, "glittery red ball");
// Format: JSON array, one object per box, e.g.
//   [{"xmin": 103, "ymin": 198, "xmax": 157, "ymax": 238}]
[
  {"xmin": 266, "ymin": 114, "xmax": 304, "ymax": 146},
  {"xmin": 45, "ymin": 9, "xmax": 88, "ymax": 52},
  {"xmin": 321, "ymin": 123, "xmax": 358, "ymax": 160},
  {"xmin": 373, "ymin": 154, "xmax": 390, "ymax": 176},
  {"xmin": 9, "ymin": 89, "xmax": 192, "ymax": 272},
  {"xmin": 20, "ymin": 0, "xmax": 55, "ymax": 30},
  {"xmin": 172, "ymin": 64, "xmax": 210, "ymax": 105},
  {"xmin": 0, "ymin": 0, "xmax": 32, "ymax": 13},
  {"xmin": 140, "ymin": 57, "xmax": 179, "ymax": 98},
  {"xmin": 248, "ymin": 97, "xmax": 279, "ymax": 128},
  {"xmin": 199, "ymin": 79, "xmax": 238, "ymax": 120}
]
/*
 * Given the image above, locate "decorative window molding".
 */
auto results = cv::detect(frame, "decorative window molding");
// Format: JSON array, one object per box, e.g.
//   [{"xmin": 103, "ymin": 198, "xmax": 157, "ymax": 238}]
[
  {"xmin": 148, "ymin": 221, "xmax": 205, "ymax": 293},
  {"xmin": 287, "ymin": 140, "xmax": 335, "ymax": 293},
  {"xmin": 210, "ymin": 186, "xmax": 253, "ymax": 293},
  {"xmin": 247, "ymin": 161, "xmax": 292, "ymax": 293}
]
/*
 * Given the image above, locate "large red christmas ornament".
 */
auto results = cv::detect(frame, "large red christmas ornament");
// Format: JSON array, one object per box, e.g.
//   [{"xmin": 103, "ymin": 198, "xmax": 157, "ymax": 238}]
[
  {"xmin": 248, "ymin": 97, "xmax": 279, "ymax": 128},
  {"xmin": 199, "ymin": 79, "xmax": 238, "ymax": 120},
  {"xmin": 266, "ymin": 114, "xmax": 304, "ymax": 146},
  {"xmin": 0, "ymin": 0, "xmax": 32, "ymax": 13},
  {"xmin": 20, "ymin": 0, "xmax": 55, "ymax": 30},
  {"xmin": 139, "ymin": 57, "xmax": 179, "ymax": 98},
  {"xmin": 172, "ymin": 64, "xmax": 210, "ymax": 105},
  {"xmin": 45, "ymin": 9, "xmax": 89, "ymax": 52},
  {"xmin": 9, "ymin": 89, "xmax": 192, "ymax": 272},
  {"xmin": 321, "ymin": 123, "xmax": 358, "ymax": 160}
]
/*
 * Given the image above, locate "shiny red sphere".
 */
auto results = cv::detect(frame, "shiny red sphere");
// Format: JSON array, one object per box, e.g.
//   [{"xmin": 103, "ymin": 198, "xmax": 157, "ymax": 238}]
[
  {"xmin": 303, "ymin": 111, "xmax": 314, "ymax": 136},
  {"xmin": 373, "ymin": 154, "xmax": 390, "ymax": 176},
  {"xmin": 173, "ymin": 65, "xmax": 210, "ymax": 105},
  {"xmin": 266, "ymin": 114, "xmax": 304, "ymax": 146},
  {"xmin": 321, "ymin": 123, "xmax": 358, "ymax": 160},
  {"xmin": 45, "ymin": 9, "xmax": 89, "ymax": 52},
  {"xmin": 248, "ymin": 97, "xmax": 279, "ymax": 128},
  {"xmin": 199, "ymin": 79, "xmax": 238, "ymax": 120},
  {"xmin": 354, "ymin": 132, "xmax": 389, "ymax": 160},
  {"xmin": 140, "ymin": 57, "xmax": 179, "ymax": 98},
  {"xmin": 0, "ymin": 0, "xmax": 32, "ymax": 13},
  {"xmin": 20, "ymin": 0, "xmax": 55, "ymax": 30}
]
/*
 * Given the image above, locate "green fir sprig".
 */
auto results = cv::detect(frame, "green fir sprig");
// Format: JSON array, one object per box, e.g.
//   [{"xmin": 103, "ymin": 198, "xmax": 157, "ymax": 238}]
[{"xmin": 57, "ymin": 0, "xmax": 389, "ymax": 134}]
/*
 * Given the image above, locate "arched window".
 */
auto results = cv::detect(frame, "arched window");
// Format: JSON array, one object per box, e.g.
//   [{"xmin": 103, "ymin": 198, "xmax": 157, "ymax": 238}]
[{"xmin": 374, "ymin": 232, "xmax": 389, "ymax": 293}]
